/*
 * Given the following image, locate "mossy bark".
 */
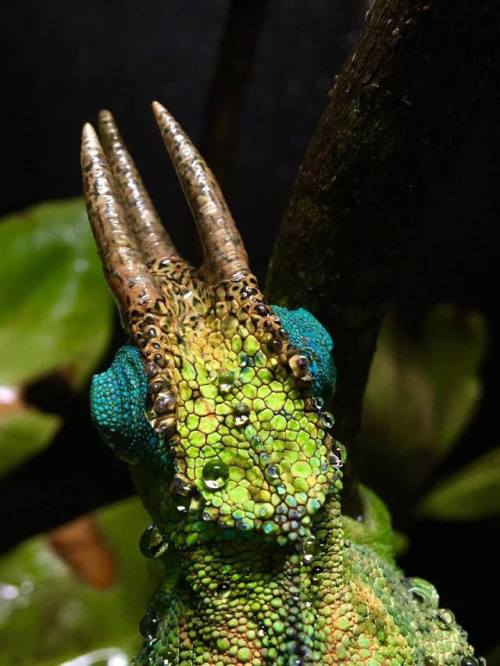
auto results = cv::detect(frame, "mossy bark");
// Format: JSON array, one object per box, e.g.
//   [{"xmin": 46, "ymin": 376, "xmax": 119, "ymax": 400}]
[{"xmin": 266, "ymin": 0, "xmax": 498, "ymax": 504}]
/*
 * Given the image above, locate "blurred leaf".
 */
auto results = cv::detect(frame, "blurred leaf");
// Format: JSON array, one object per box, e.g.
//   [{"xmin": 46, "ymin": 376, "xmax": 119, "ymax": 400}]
[
  {"xmin": 418, "ymin": 448, "xmax": 500, "ymax": 521},
  {"xmin": 342, "ymin": 484, "xmax": 398, "ymax": 563},
  {"xmin": 0, "ymin": 407, "xmax": 60, "ymax": 476},
  {"xmin": 0, "ymin": 198, "xmax": 113, "ymax": 389},
  {"xmin": 0, "ymin": 496, "xmax": 157, "ymax": 665},
  {"xmin": 0, "ymin": 198, "xmax": 113, "ymax": 474},
  {"xmin": 360, "ymin": 306, "xmax": 487, "ymax": 496},
  {"xmin": 418, "ymin": 306, "xmax": 487, "ymax": 460}
]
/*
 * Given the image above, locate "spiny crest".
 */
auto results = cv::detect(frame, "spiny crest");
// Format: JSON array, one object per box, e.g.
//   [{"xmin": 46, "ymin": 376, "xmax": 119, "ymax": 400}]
[{"xmin": 81, "ymin": 103, "xmax": 340, "ymax": 544}]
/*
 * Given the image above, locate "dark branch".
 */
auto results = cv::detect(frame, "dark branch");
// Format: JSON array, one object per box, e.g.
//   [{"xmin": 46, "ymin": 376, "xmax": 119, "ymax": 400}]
[
  {"xmin": 266, "ymin": 0, "xmax": 498, "ymax": 503},
  {"xmin": 201, "ymin": 0, "xmax": 269, "ymax": 188}
]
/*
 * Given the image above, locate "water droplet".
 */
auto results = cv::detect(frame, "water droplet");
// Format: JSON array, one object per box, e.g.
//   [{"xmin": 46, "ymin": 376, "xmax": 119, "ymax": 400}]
[
  {"xmin": 329, "ymin": 440, "xmax": 347, "ymax": 469},
  {"xmin": 162, "ymin": 647, "xmax": 177, "ymax": 665},
  {"xmin": 461, "ymin": 658, "xmax": 479, "ymax": 666},
  {"xmin": 321, "ymin": 411, "xmax": 335, "ymax": 429},
  {"xmin": 312, "ymin": 396, "xmax": 324, "ymax": 411},
  {"xmin": 438, "ymin": 608, "xmax": 455, "ymax": 627},
  {"xmin": 424, "ymin": 656, "xmax": 438, "ymax": 666},
  {"xmin": 139, "ymin": 610, "xmax": 158, "ymax": 640},
  {"xmin": 139, "ymin": 524, "xmax": 168, "ymax": 559},
  {"xmin": 252, "ymin": 436, "xmax": 263, "ymax": 451},
  {"xmin": 170, "ymin": 475, "xmax": 192, "ymax": 496},
  {"xmin": 202, "ymin": 460, "xmax": 229, "ymax": 490},
  {"xmin": 259, "ymin": 452, "xmax": 270, "ymax": 465},
  {"xmin": 406, "ymin": 577, "xmax": 440, "ymax": 608},
  {"xmin": 202, "ymin": 507, "xmax": 218, "ymax": 522},
  {"xmin": 153, "ymin": 392, "xmax": 176, "ymax": 415},
  {"xmin": 234, "ymin": 402, "xmax": 250, "ymax": 426},
  {"xmin": 265, "ymin": 464, "xmax": 281, "ymax": 482},
  {"xmin": 173, "ymin": 494, "xmax": 191, "ymax": 514},
  {"xmin": 334, "ymin": 440, "xmax": 347, "ymax": 462},
  {"xmin": 219, "ymin": 371, "xmax": 235, "ymax": 394},
  {"xmin": 329, "ymin": 451, "xmax": 342, "ymax": 469},
  {"xmin": 301, "ymin": 534, "xmax": 316, "ymax": 564}
]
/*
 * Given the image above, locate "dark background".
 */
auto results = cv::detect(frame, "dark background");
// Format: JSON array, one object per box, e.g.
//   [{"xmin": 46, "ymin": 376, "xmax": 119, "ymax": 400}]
[{"xmin": 0, "ymin": 0, "xmax": 498, "ymax": 655}]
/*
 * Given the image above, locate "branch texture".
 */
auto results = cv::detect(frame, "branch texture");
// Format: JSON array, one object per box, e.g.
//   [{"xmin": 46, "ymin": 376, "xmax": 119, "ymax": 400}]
[{"xmin": 266, "ymin": 0, "xmax": 498, "ymax": 494}]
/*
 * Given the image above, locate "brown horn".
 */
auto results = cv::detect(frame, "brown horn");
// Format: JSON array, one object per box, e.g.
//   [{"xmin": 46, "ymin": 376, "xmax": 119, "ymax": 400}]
[
  {"xmin": 97, "ymin": 110, "xmax": 178, "ymax": 264},
  {"xmin": 151, "ymin": 101, "xmax": 249, "ymax": 282},
  {"xmin": 81, "ymin": 123, "xmax": 161, "ymax": 321}
]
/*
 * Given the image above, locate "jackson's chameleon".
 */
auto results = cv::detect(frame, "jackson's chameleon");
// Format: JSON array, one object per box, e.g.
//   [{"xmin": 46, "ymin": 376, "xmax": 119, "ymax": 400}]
[{"xmin": 82, "ymin": 103, "xmax": 482, "ymax": 665}]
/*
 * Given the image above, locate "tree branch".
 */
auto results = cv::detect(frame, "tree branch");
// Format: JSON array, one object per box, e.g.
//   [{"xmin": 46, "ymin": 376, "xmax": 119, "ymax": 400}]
[
  {"xmin": 266, "ymin": 0, "xmax": 498, "ymax": 503},
  {"xmin": 201, "ymin": 0, "xmax": 269, "ymax": 188}
]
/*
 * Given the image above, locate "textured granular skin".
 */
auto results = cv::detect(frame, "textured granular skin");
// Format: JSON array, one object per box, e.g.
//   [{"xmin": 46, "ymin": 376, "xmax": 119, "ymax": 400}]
[
  {"xmin": 85, "ymin": 104, "xmax": 480, "ymax": 666},
  {"xmin": 129, "ymin": 496, "xmax": 472, "ymax": 666},
  {"xmin": 92, "ymin": 270, "xmax": 475, "ymax": 665}
]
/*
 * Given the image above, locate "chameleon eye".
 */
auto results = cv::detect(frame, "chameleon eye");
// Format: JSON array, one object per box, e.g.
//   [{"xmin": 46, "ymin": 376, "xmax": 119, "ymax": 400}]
[{"xmin": 90, "ymin": 345, "xmax": 162, "ymax": 465}]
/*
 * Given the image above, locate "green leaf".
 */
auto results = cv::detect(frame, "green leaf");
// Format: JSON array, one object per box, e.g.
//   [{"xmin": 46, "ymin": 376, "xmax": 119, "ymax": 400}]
[
  {"xmin": 342, "ymin": 484, "xmax": 398, "ymax": 563},
  {"xmin": 0, "ymin": 198, "xmax": 113, "ymax": 389},
  {"xmin": 0, "ymin": 408, "xmax": 60, "ymax": 476},
  {"xmin": 360, "ymin": 306, "xmax": 487, "ymax": 495},
  {"xmin": 0, "ymin": 198, "xmax": 113, "ymax": 474},
  {"xmin": 0, "ymin": 496, "xmax": 157, "ymax": 665},
  {"xmin": 418, "ymin": 448, "xmax": 500, "ymax": 521},
  {"xmin": 417, "ymin": 305, "xmax": 487, "ymax": 460}
]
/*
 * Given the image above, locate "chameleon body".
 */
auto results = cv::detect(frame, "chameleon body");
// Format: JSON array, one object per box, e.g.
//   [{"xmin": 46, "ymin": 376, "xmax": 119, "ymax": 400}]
[{"xmin": 82, "ymin": 104, "xmax": 481, "ymax": 665}]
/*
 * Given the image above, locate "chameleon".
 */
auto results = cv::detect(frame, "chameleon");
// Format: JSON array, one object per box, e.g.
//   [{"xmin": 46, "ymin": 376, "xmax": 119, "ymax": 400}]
[{"xmin": 81, "ymin": 103, "xmax": 483, "ymax": 666}]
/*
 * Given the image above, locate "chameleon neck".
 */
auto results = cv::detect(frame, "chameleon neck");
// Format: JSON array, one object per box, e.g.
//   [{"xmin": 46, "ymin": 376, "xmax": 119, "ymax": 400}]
[{"xmin": 137, "ymin": 489, "xmax": 346, "ymax": 665}]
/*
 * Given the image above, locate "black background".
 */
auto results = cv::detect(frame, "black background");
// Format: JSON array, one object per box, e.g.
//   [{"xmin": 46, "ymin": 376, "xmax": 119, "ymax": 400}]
[{"xmin": 0, "ymin": 0, "xmax": 499, "ymax": 655}]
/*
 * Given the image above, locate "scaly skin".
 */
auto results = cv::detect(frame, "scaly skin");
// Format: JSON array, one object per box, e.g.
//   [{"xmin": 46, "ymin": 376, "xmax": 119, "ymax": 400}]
[
  {"xmin": 82, "ymin": 103, "xmax": 482, "ymax": 665},
  {"xmin": 91, "ymin": 306, "xmax": 476, "ymax": 666}
]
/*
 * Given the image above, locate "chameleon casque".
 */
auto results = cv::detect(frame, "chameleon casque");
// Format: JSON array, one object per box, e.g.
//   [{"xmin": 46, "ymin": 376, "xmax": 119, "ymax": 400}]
[{"xmin": 81, "ymin": 103, "xmax": 482, "ymax": 666}]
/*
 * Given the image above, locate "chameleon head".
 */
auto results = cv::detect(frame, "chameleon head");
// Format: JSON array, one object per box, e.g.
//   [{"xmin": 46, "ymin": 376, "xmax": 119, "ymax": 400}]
[{"xmin": 82, "ymin": 103, "xmax": 341, "ymax": 546}]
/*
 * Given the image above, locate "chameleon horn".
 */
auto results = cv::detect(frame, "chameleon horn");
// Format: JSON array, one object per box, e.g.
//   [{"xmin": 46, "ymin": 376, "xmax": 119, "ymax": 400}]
[
  {"xmin": 81, "ymin": 123, "xmax": 161, "ymax": 320},
  {"xmin": 151, "ymin": 100, "xmax": 249, "ymax": 282},
  {"xmin": 97, "ymin": 109, "xmax": 179, "ymax": 264}
]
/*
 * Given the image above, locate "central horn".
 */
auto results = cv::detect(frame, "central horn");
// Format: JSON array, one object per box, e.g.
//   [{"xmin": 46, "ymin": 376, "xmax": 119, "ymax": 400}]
[{"xmin": 152, "ymin": 101, "xmax": 249, "ymax": 283}]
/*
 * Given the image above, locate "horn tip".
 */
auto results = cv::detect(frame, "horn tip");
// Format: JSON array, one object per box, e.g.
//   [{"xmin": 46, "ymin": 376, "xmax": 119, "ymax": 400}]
[
  {"xmin": 97, "ymin": 109, "xmax": 118, "ymax": 141},
  {"xmin": 82, "ymin": 121, "xmax": 96, "ymax": 137},
  {"xmin": 152, "ymin": 101, "xmax": 179, "ymax": 142},
  {"xmin": 151, "ymin": 100, "xmax": 172, "ymax": 124},
  {"xmin": 81, "ymin": 122, "xmax": 99, "ymax": 150},
  {"xmin": 151, "ymin": 100, "xmax": 163, "ymax": 113},
  {"xmin": 98, "ymin": 109, "xmax": 113, "ymax": 123}
]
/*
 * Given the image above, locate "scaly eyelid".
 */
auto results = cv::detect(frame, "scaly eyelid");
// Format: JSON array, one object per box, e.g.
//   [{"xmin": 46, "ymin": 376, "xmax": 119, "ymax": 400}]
[
  {"xmin": 90, "ymin": 345, "xmax": 161, "ymax": 465},
  {"xmin": 270, "ymin": 306, "xmax": 336, "ymax": 397}
]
